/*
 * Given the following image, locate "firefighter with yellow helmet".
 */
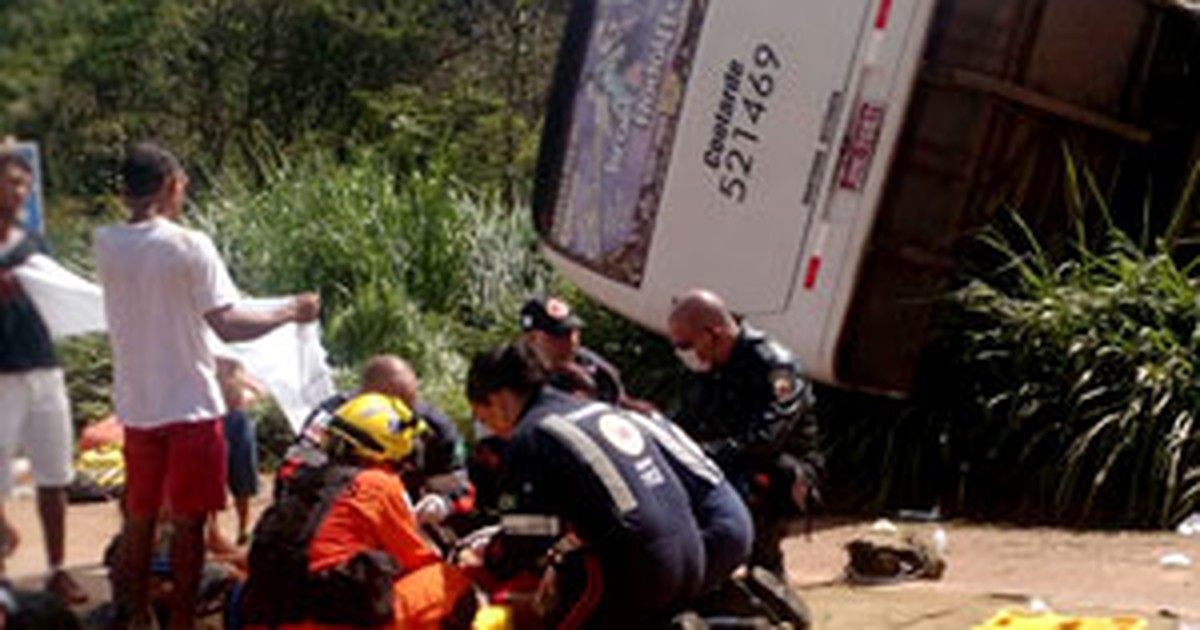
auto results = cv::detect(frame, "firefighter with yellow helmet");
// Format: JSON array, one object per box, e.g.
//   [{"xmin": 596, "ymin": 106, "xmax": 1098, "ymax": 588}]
[{"xmin": 241, "ymin": 392, "xmax": 477, "ymax": 630}]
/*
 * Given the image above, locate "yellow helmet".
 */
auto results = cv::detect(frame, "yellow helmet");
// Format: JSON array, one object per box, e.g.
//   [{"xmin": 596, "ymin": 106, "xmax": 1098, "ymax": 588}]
[{"xmin": 327, "ymin": 393, "xmax": 423, "ymax": 464}]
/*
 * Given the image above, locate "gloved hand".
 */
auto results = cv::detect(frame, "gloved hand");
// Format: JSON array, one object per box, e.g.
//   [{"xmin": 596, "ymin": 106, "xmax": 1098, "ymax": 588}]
[
  {"xmin": 414, "ymin": 493, "xmax": 452, "ymax": 525},
  {"xmin": 455, "ymin": 524, "xmax": 502, "ymax": 568},
  {"xmin": 772, "ymin": 453, "xmax": 817, "ymax": 513}
]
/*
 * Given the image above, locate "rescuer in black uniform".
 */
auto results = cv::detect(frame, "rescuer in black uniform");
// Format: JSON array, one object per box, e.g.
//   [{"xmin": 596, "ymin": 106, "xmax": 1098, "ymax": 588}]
[
  {"xmin": 518, "ymin": 296, "xmax": 628, "ymax": 404},
  {"xmin": 668, "ymin": 289, "xmax": 823, "ymax": 576},
  {"xmin": 466, "ymin": 343, "xmax": 705, "ymax": 628}
]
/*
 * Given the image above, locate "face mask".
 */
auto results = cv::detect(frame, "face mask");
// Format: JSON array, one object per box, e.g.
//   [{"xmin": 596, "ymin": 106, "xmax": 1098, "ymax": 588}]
[{"xmin": 676, "ymin": 347, "xmax": 711, "ymax": 373}]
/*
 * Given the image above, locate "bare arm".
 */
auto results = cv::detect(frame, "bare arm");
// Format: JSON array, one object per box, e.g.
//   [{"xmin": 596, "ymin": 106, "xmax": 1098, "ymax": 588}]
[{"xmin": 205, "ymin": 292, "xmax": 320, "ymax": 343}]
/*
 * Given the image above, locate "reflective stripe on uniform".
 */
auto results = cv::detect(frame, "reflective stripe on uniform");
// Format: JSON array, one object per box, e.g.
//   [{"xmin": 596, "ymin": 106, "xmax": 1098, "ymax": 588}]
[
  {"xmin": 563, "ymin": 402, "xmax": 608, "ymax": 422},
  {"xmin": 501, "ymin": 513, "xmax": 562, "ymax": 537},
  {"xmin": 542, "ymin": 415, "xmax": 639, "ymax": 515},
  {"xmin": 625, "ymin": 412, "xmax": 723, "ymax": 487}
]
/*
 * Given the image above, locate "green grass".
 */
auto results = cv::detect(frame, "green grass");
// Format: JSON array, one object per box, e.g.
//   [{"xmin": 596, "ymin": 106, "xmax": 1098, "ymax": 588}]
[
  {"xmin": 195, "ymin": 148, "xmax": 552, "ymax": 426},
  {"xmin": 825, "ymin": 155, "xmax": 1200, "ymax": 528}
]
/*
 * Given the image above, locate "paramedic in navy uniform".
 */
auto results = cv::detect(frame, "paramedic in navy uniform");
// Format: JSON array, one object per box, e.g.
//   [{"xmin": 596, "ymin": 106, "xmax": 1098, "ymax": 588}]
[
  {"xmin": 466, "ymin": 342, "xmax": 705, "ymax": 628},
  {"xmin": 668, "ymin": 288, "xmax": 823, "ymax": 576}
]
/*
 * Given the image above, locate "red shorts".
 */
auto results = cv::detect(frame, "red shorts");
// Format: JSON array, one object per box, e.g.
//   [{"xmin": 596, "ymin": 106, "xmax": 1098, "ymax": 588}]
[{"xmin": 123, "ymin": 419, "xmax": 227, "ymax": 518}]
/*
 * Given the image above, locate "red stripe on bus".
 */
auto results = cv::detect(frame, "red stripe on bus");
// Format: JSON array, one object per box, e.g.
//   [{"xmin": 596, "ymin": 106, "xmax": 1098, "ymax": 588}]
[
  {"xmin": 804, "ymin": 256, "xmax": 823, "ymax": 289},
  {"xmin": 874, "ymin": 0, "xmax": 893, "ymax": 30}
]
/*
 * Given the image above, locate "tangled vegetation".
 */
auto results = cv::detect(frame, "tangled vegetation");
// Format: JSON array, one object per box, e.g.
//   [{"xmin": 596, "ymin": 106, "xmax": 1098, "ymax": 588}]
[
  {"xmin": 196, "ymin": 151, "xmax": 553, "ymax": 421},
  {"xmin": 826, "ymin": 159, "xmax": 1200, "ymax": 528}
]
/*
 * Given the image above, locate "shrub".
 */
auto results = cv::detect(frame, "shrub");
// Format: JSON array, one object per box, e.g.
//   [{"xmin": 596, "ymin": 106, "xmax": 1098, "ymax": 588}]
[
  {"xmin": 825, "ymin": 159, "xmax": 1200, "ymax": 528},
  {"xmin": 196, "ymin": 149, "xmax": 552, "ymax": 431}
]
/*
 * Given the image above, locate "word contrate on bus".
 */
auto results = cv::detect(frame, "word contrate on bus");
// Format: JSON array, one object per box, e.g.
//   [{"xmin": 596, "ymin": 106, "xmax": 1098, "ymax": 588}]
[{"xmin": 703, "ymin": 43, "xmax": 781, "ymax": 205}]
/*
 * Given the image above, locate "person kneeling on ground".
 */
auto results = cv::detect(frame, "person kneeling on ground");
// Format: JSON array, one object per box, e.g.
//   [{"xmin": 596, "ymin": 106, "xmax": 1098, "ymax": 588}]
[
  {"xmin": 288, "ymin": 355, "xmax": 473, "ymax": 526},
  {"xmin": 240, "ymin": 393, "xmax": 477, "ymax": 630},
  {"xmin": 466, "ymin": 343, "xmax": 706, "ymax": 628}
]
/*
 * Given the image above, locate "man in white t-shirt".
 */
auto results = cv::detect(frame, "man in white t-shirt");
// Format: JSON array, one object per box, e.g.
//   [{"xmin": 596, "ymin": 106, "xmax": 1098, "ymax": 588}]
[{"xmin": 94, "ymin": 142, "xmax": 319, "ymax": 630}]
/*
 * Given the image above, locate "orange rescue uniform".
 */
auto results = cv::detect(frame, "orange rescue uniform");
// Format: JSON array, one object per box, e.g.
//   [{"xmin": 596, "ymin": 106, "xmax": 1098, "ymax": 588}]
[{"xmin": 248, "ymin": 467, "xmax": 474, "ymax": 630}]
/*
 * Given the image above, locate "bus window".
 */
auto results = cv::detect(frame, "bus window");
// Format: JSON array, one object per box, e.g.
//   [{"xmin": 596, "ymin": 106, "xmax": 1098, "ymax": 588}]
[{"xmin": 533, "ymin": 0, "xmax": 709, "ymax": 287}]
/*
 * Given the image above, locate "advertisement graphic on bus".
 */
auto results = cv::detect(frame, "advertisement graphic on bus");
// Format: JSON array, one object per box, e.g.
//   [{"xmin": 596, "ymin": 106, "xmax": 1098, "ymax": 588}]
[{"xmin": 541, "ymin": 0, "xmax": 709, "ymax": 286}]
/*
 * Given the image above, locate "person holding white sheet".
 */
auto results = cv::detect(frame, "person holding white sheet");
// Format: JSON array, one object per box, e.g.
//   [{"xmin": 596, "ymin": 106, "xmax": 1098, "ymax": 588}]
[
  {"xmin": 94, "ymin": 142, "xmax": 319, "ymax": 630},
  {"xmin": 0, "ymin": 149, "xmax": 88, "ymax": 605}
]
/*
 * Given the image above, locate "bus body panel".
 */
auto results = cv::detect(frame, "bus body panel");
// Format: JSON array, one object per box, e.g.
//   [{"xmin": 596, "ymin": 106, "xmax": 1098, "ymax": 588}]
[
  {"xmin": 536, "ymin": 0, "xmax": 1198, "ymax": 392},
  {"xmin": 537, "ymin": 0, "xmax": 939, "ymax": 385}
]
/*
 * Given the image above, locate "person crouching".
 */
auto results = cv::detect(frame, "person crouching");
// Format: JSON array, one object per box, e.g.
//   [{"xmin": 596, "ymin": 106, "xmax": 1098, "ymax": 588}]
[{"xmin": 239, "ymin": 393, "xmax": 477, "ymax": 630}]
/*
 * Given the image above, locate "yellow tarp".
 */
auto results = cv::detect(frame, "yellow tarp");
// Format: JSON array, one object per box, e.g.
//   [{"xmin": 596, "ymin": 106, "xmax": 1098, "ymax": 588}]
[{"xmin": 973, "ymin": 608, "xmax": 1147, "ymax": 630}]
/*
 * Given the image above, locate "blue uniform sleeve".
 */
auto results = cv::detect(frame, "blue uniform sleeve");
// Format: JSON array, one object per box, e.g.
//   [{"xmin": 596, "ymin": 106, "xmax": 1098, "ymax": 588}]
[{"xmin": 486, "ymin": 429, "xmax": 563, "ymax": 577}]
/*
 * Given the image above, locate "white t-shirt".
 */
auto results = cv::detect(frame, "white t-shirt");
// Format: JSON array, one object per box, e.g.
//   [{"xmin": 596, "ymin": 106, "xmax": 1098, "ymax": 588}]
[{"xmin": 94, "ymin": 218, "xmax": 240, "ymax": 428}]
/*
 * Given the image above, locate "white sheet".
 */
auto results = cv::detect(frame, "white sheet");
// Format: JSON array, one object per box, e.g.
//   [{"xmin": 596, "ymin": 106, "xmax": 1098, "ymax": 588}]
[
  {"xmin": 12, "ymin": 254, "xmax": 107, "ymax": 338},
  {"xmin": 15, "ymin": 255, "xmax": 333, "ymax": 433}
]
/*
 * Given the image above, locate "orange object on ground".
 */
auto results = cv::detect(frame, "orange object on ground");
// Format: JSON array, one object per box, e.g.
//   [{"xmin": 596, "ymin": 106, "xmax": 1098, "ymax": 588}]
[{"xmin": 78, "ymin": 415, "xmax": 124, "ymax": 451}]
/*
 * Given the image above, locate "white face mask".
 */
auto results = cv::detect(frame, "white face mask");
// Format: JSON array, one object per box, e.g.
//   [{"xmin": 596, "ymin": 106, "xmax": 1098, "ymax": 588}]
[{"xmin": 675, "ymin": 347, "xmax": 711, "ymax": 373}]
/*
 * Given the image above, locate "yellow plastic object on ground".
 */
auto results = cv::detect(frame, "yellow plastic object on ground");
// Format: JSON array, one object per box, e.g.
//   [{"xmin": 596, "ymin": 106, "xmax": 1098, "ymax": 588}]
[
  {"xmin": 472, "ymin": 604, "xmax": 515, "ymax": 630},
  {"xmin": 75, "ymin": 444, "xmax": 126, "ymax": 488},
  {"xmin": 973, "ymin": 608, "xmax": 1147, "ymax": 630}
]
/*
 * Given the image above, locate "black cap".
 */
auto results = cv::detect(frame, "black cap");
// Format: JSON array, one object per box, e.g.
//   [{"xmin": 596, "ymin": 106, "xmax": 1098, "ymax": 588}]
[{"xmin": 519, "ymin": 297, "xmax": 582, "ymax": 336}]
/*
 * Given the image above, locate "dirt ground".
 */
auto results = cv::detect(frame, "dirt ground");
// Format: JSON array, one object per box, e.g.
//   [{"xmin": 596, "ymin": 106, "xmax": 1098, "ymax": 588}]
[
  {"xmin": 3, "ymin": 494, "xmax": 1198, "ymax": 629},
  {"xmin": 785, "ymin": 519, "xmax": 1199, "ymax": 629}
]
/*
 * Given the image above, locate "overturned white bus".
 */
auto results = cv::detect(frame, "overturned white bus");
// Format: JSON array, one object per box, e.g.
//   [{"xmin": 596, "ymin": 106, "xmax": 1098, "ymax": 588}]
[{"xmin": 532, "ymin": 0, "xmax": 1200, "ymax": 393}]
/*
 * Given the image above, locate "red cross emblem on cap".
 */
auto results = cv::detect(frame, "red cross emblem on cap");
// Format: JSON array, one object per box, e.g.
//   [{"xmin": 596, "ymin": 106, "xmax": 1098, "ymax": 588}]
[{"xmin": 546, "ymin": 298, "xmax": 571, "ymax": 319}]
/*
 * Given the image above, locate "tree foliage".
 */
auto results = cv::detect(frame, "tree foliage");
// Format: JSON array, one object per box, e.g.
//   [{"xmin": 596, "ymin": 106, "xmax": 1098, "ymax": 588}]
[
  {"xmin": 0, "ymin": 0, "xmax": 565, "ymax": 199},
  {"xmin": 0, "ymin": 0, "xmax": 569, "ymax": 441}
]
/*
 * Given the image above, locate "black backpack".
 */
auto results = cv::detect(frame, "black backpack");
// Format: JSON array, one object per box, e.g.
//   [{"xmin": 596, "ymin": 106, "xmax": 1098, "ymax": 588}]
[{"xmin": 240, "ymin": 463, "xmax": 399, "ymax": 627}]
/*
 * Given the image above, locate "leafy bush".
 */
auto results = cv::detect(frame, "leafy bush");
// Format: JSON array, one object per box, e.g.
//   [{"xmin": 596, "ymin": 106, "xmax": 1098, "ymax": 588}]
[
  {"xmin": 56, "ymin": 334, "xmax": 113, "ymax": 432},
  {"xmin": 952, "ymin": 221, "xmax": 1199, "ymax": 525},
  {"xmin": 197, "ymin": 149, "xmax": 552, "ymax": 426},
  {"xmin": 825, "ymin": 160, "xmax": 1200, "ymax": 528}
]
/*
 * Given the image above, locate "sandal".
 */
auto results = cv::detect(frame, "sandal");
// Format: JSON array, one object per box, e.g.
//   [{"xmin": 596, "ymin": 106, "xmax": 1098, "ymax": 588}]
[{"xmin": 45, "ymin": 569, "xmax": 89, "ymax": 606}]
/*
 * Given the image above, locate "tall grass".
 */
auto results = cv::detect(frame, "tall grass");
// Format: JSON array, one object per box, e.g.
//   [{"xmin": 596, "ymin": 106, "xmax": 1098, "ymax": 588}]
[
  {"xmin": 950, "ymin": 206, "xmax": 1200, "ymax": 527},
  {"xmin": 196, "ymin": 149, "xmax": 552, "ymax": 422},
  {"xmin": 825, "ymin": 157, "xmax": 1200, "ymax": 528}
]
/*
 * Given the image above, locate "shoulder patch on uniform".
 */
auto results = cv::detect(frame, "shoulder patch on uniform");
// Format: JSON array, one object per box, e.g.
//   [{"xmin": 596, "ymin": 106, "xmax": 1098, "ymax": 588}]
[
  {"xmin": 598, "ymin": 413, "xmax": 645, "ymax": 457},
  {"xmin": 764, "ymin": 340, "xmax": 795, "ymax": 364},
  {"xmin": 771, "ymin": 368, "xmax": 798, "ymax": 402}
]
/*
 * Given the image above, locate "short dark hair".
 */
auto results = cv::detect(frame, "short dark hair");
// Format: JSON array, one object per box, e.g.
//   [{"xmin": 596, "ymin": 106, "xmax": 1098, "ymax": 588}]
[
  {"xmin": 0, "ymin": 151, "xmax": 32, "ymax": 176},
  {"xmin": 120, "ymin": 142, "xmax": 182, "ymax": 198},
  {"xmin": 466, "ymin": 342, "xmax": 546, "ymax": 403}
]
